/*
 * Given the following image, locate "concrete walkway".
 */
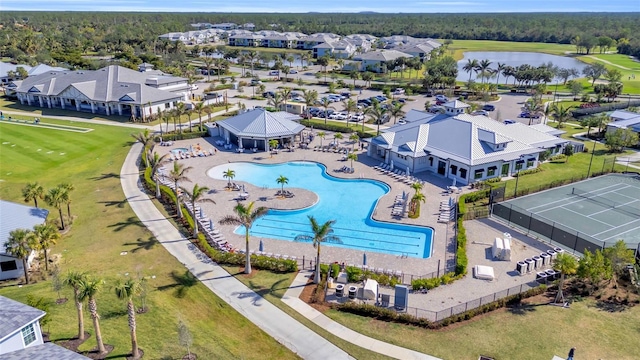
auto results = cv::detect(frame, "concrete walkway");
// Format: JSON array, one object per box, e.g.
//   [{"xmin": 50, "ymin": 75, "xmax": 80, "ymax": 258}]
[
  {"xmin": 282, "ymin": 271, "xmax": 440, "ymax": 360},
  {"xmin": 120, "ymin": 142, "xmax": 352, "ymax": 360},
  {"xmin": 0, "ymin": 109, "xmax": 149, "ymax": 129}
]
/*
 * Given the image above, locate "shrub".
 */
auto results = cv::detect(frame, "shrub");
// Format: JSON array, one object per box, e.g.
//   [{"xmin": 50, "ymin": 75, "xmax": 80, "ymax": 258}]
[
  {"xmin": 331, "ymin": 263, "xmax": 341, "ymax": 278},
  {"xmin": 514, "ymin": 168, "xmax": 542, "ymax": 177},
  {"xmin": 550, "ymin": 154, "xmax": 567, "ymax": 162},
  {"xmin": 346, "ymin": 266, "xmax": 363, "ymax": 282},
  {"xmin": 486, "ymin": 177, "xmax": 502, "ymax": 183}
]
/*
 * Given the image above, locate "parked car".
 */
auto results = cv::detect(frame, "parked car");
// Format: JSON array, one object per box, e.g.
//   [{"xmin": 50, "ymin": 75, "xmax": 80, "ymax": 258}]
[
  {"xmin": 393, "ymin": 88, "xmax": 405, "ymax": 95},
  {"xmin": 263, "ymin": 91, "xmax": 275, "ymax": 98},
  {"xmin": 471, "ymin": 110, "xmax": 489, "ymax": 116},
  {"xmin": 250, "ymin": 79, "xmax": 262, "ymax": 86},
  {"xmin": 330, "ymin": 112, "xmax": 348, "ymax": 120},
  {"xmin": 435, "ymin": 100, "xmax": 446, "ymax": 105},
  {"xmin": 349, "ymin": 112, "xmax": 365, "ymax": 121},
  {"xmin": 268, "ymin": 70, "xmax": 280, "ymax": 76},
  {"xmin": 503, "ymin": 119, "xmax": 517, "ymax": 124},
  {"xmin": 435, "ymin": 94, "xmax": 448, "ymax": 102},
  {"xmin": 482, "ymin": 104, "xmax": 496, "ymax": 111},
  {"xmin": 429, "ymin": 105, "xmax": 444, "ymax": 113},
  {"xmin": 340, "ymin": 92, "xmax": 352, "ymax": 98},
  {"xmin": 291, "ymin": 96, "xmax": 305, "ymax": 102},
  {"xmin": 289, "ymin": 69, "xmax": 298, "ymax": 74},
  {"xmin": 519, "ymin": 111, "xmax": 541, "ymax": 118},
  {"xmin": 425, "ymin": 89, "xmax": 434, "ymax": 97}
]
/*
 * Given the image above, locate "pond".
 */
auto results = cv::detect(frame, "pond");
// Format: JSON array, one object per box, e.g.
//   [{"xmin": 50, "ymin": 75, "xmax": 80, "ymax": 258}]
[{"xmin": 456, "ymin": 51, "xmax": 587, "ymax": 83}]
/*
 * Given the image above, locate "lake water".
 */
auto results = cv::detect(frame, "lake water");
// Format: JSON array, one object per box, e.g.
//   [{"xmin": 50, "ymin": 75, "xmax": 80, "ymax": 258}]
[{"xmin": 456, "ymin": 51, "xmax": 587, "ymax": 83}]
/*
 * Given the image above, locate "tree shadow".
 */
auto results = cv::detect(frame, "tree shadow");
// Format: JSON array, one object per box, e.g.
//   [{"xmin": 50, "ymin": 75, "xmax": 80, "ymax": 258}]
[
  {"xmin": 123, "ymin": 237, "xmax": 158, "ymax": 253},
  {"xmin": 156, "ymin": 270, "xmax": 198, "ymax": 298},
  {"xmin": 507, "ymin": 303, "xmax": 542, "ymax": 316},
  {"xmin": 98, "ymin": 199, "xmax": 128, "ymax": 209},
  {"xmin": 101, "ymin": 308, "xmax": 128, "ymax": 320},
  {"xmin": 594, "ymin": 301, "xmax": 631, "ymax": 313},
  {"xmin": 107, "ymin": 217, "xmax": 144, "ymax": 232},
  {"xmin": 88, "ymin": 173, "xmax": 120, "ymax": 181}
]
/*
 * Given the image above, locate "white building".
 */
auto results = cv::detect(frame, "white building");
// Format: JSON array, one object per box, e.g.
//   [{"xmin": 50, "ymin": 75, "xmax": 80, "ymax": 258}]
[
  {"xmin": 11, "ymin": 65, "xmax": 188, "ymax": 119},
  {"xmin": 367, "ymin": 103, "xmax": 568, "ymax": 184},
  {"xmin": 0, "ymin": 201, "xmax": 48, "ymax": 282},
  {"xmin": 347, "ymin": 50, "xmax": 413, "ymax": 73}
]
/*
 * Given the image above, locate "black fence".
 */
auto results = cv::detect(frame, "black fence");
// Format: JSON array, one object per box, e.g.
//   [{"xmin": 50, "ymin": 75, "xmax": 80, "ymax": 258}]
[{"xmin": 491, "ymin": 202, "xmax": 606, "ymax": 255}]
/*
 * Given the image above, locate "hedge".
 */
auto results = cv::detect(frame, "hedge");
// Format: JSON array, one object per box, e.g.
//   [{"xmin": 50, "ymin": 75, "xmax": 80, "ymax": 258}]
[
  {"xmin": 410, "ymin": 272, "xmax": 462, "ymax": 291},
  {"xmin": 334, "ymin": 285, "xmax": 547, "ymax": 328},
  {"xmin": 300, "ymin": 120, "xmax": 374, "ymax": 139},
  {"xmin": 342, "ymin": 266, "xmax": 401, "ymax": 287},
  {"xmin": 160, "ymin": 130, "xmax": 209, "ymax": 141},
  {"xmin": 514, "ymin": 167, "xmax": 542, "ymax": 177},
  {"xmin": 142, "ymin": 167, "xmax": 297, "ymax": 273}
]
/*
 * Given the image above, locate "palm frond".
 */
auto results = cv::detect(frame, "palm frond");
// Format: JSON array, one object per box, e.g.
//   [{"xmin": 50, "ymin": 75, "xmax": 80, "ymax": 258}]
[
  {"xmin": 219, "ymin": 215, "xmax": 241, "ymax": 226},
  {"xmin": 294, "ymin": 235, "xmax": 313, "ymax": 243}
]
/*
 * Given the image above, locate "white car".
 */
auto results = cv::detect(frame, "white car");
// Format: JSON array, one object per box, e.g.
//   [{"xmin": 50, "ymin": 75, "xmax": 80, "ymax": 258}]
[
  {"xmin": 291, "ymin": 96, "xmax": 305, "ymax": 102},
  {"xmin": 393, "ymin": 88, "xmax": 405, "ymax": 95},
  {"xmin": 330, "ymin": 112, "xmax": 348, "ymax": 120},
  {"xmin": 435, "ymin": 94, "xmax": 448, "ymax": 102},
  {"xmin": 289, "ymin": 69, "xmax": 298, "ymax": 74},
  {"xmin": 349, "ymin": 113, "xmax": 365, "ymax": 121}
]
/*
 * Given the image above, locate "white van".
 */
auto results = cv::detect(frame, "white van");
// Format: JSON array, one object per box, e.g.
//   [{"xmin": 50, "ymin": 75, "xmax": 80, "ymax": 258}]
[{"xmin": 269, "ymin": 70, "xmax": 280, "ymax": 76}]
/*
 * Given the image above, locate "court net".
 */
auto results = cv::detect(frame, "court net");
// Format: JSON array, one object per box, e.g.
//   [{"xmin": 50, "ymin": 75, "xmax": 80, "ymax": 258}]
[{"xmin": 571, "ymin": 187, "xmax": 640, "ymax": 218}]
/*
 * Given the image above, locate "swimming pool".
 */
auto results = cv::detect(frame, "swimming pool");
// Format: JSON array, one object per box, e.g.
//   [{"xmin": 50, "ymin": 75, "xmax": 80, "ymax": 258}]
[
  {"xmin": 171, "ymin": 147, "xmax": 189, "ymax": 155},
  {"xmin": 207, "ymin": 162, "xmax": 433, "ymax": 258}
]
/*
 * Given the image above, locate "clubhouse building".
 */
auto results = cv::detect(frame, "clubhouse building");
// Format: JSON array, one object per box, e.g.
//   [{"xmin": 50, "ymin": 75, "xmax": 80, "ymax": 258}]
[
  {"xmin": 367, "ymin": 102, "xmax": 569, "ymax": 185},
  {"xmin": 9, "ymin": 65, "xmax": 189, "ymax": 119}
]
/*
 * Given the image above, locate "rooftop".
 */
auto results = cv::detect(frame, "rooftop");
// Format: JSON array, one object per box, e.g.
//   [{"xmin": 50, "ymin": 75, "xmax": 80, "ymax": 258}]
[
  {"xmin": 0, "ymin": 343, "xmax": 90, "ymax": 360},
  {"xmin": 0, "ymin": 296, "xmax": 45, "ymax": 341},
  {"xmin": 0, "ymin": 200, "xmax": 48, "ymax": 255},
  {"xmin": 214, "ymin": 109, "xmax": 304, "ymax": 138}
]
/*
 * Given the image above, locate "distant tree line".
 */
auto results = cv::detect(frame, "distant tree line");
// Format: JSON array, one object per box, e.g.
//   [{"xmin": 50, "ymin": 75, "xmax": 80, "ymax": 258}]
[{"xmin": 0, "ymin": 12, "xmax": 638, "ymax": 71}]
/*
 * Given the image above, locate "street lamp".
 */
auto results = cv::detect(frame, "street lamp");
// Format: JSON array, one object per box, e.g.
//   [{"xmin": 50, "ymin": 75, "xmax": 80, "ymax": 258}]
[
  {"xmin": 513, "ymin": 155, "xmax": 525, "ymax": 198},
  {"xmin": 586, "ymin": 138, "xmax": 598, "ymax": 178}
]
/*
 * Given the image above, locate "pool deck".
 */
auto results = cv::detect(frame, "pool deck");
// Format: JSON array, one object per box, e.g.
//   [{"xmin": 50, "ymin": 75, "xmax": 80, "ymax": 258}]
[{"xmin": 154, "ymin": 133, "xmax": 458, "ymax": 278}]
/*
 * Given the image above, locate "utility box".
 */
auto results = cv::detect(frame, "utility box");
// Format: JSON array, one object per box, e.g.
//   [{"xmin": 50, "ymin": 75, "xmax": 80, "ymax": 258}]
[{"xmin": 394, "ymin": 285, "xmax": 409, "ymax": 311}]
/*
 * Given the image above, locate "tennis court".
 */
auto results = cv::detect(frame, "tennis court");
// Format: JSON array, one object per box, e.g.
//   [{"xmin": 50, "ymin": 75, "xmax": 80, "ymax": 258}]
[{"xmin": 492, "ymin": 174, "xmax": 640, "ymax": 253}]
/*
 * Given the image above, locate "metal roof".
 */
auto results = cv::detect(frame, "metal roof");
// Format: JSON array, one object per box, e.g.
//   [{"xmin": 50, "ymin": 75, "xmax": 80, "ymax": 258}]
[
  {"xmin": 14, "ymin": 65, "xmax": 185, "ymax": 105},
  {"xmin": 215, "ymin": 109, "xmax": 304, "ymax": 138},
  {"xmin": 0, "ymin": 296, "xmax": 45, "ymax": 341},
  {"xmin": 0, "ymin": 201, "xmax": 48, "ymax": 256},
  {"xmin": 355, "ymin": 50, "xmax": 413, "ymax": 62},
  {"xmin": 0, "ymin": 342, "xmax": 90, "ymax": 359}
]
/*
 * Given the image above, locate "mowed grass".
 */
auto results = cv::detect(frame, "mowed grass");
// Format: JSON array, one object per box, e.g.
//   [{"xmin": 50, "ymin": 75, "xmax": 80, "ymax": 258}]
[
  {"xmin": 446, "ymin": 40, "xmax": 575, "ymax": 61},
  {"xmin": 0, "ymin": 118, "xmax": 297, "ymax": 359},
  {"xmin": 323, "ymin": 299, "xmax": 639, "ymax": 360},
  {"xmin": 576, "ymin": 55, "xmax": 640, "ymax": 94},
  {"xmin": 584, "ymin": 53, "xmax": 640, "ymax": 71}
]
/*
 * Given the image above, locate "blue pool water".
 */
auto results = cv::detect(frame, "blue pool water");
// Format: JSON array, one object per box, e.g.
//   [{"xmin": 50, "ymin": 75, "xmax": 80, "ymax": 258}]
[
  {"xmin": 171, "ymin": 147, "xmax": 189, "ymax": 154},
  {"xmin": 207, "ymin": 162, "xmax": 433, "ymax": 258}
]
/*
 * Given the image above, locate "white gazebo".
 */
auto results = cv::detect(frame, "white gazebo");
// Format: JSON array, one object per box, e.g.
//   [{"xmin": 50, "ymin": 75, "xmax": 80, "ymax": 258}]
[{"xmin": 213, "ymin": 109, "xmax": 304, "ymax": 151}]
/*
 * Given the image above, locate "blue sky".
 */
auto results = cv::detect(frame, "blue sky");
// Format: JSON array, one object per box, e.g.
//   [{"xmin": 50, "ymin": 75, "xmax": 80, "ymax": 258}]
[{"xmin": 2, "ymin": 0, "xmax": 638, "ymax": 12}]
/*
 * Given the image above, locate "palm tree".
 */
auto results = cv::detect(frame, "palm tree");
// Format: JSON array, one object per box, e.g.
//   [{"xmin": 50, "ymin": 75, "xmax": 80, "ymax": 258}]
[
  {"xmin": 524, "ymin": 97, "xmax": 544, "ymax": 125},
  {"xmin": 78, "ymin": 278, "xmax": 106, "ymax": 354},
  {"xmin": 317, "ymin": 132, "xmax": 326, "ymax": 147},
  {"xmin": 59, "ymin": 183, "xmax": 74, "ymax": 220},
  {"xmin": 202, "ymin": 56, "xmax": 214, "ymax": 82},
  {"xmin": 463, "ymin": 59, "xmax": 479, "ymax": 83},
  {"xmin": 5, "ymin": 229, "xmax": 36, "ymax": 284},
  {"xmin": 269, "ymin": 139, "xmax": 279, "ymax": 157},
  {"xmin": 495, "ymin": 62, "xmax": 506, "ymax": 85},
  {"xmin": 193, "ymin": 101, "xmax": 208, "ymax": 131},
  {"xmin": 168, "ymin": 162, "xmax": 192, "ymax": 218},
  {"xmin": 300, "ymin": 51, "xmax": 312, "ymax": 68},
  {"xmin": 131, "ymin": 129, "xmax": 153, "ymax": 167},
  {"xmin": 349, "ymin": 133, "xmax": 359, "ymax": 150},
  {"xmin": 267, "ymin": 92, "xmax": 285, "ymax": 111},
  {"xmin": 365, "ymin": 99, "xmax": 388, "ymax": 136},
  {"xmin": 390, "ymin": 102, "xmax": 406, "ymax": 124},
  {"xmin": 334, "ymin": 132, "xmax": 344, "ymax": 145},
  {"xmin": 114, "ymin": 279, "xmax": 141, "ymax": 359},
  {"xmin": 294, "ymin": 216, "xmax": 342, "ymax": 283},
  {"xmin": 148, "ymin": 151, "xmax": 170, "ymax": 198},
  {"xmin": 551, "ymin": 104, "xmax": 573, "ymax": 129},
  {"xmin": 63, "ymin": 271, "xmax": 88, "ymax": 341},
  {"xmin": 477, "ymin": 59, "xmax": 493, "ymax": 84},
  {"xmin": 347, "ymin": 152, "xmax": 358, "ymax": 170},
  {"xmin": 553, "ymin": 252, "xmax": 578, "ymax": 304},
  {"xmin": 246, "ymin": 50, "xmax": 259, "ymax": 76},
  {"xmin": 222, "ymin": 169, "xmax": 235, "ymax": 189},
  {"xmin": 22, "ymin": 182, "xmax": 44, "ymax": 208},
  {"xmin": 179, "ymin": 184, "xmax": 215, "ymax": 237},
  {"xmin": 219, "ymin": 202, "xmax": 269, "ymax": 274},
  {"xmin": 303, "ymin": 89, "xmax": 318, "ymax": 118},
  {"xmin": 320, "ymin": 97, "xmax": 333, "ymax": 125},
  {"xmin": 342, "ymin": 99, "xmax": 357, "ymax": 127},
  {"xmin": 213, "ymin": 58, "xmax": 226, "ymax": 81},
  {"xmin": 30, "ymin": 223, "xmax": 59, "ymax": 271},
  {"xmin": 411, "ymin": 182, "xmax": 423, "ymax": 196},
  {"xmin": 45, "ymin": 186, "xmax": 66, "ymax": 230},
  {"xmin": 349, "ymin": 70, "xmax": 359, "ymax": 87},
  {"xmin": 276, "ymin": 175, "xmax": 289, "ymax": 194},
  {"xmin": 410, "ymin": 192, "xmax": 426, "ymax": 215}
]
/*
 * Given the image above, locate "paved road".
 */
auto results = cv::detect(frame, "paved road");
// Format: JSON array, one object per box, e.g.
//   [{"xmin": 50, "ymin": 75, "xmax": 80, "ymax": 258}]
[{"xmin": 120, "ymin": 142, "xmax": 353, "ymax": 360}]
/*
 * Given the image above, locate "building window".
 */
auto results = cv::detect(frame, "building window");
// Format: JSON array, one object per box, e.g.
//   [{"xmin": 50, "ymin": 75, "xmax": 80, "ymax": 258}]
[
  {"xmin": 21, "ymin": 323, "xmax": 36, "ymax": 346},
  {"xmin": 527, "ymin": 158, "xmax": 535, "ymax": 167},
  {"xmin": 459, "ymin": 168, "xmax": 467, "ymax": 179},
  {"xmin": 429, "ymin": 157, "xmax": 433, "ymax": 166},
  {"xmin": 515, "ymin": 160, "xmax": 524, "ymax": 170},
  {"xmin": 450, "ymin": 165, "xmax": 458, "ymax": 176},
  {"xmin": 1, "ymin": 260, "xmax": 18, "ymax": 272},
  {"xmin": 474, "ymin": 169, "xmax": 484, "ymax": 179},
  {"xmin": 487, "ymin": 166, "xmax": 497, "ymax": 176}
]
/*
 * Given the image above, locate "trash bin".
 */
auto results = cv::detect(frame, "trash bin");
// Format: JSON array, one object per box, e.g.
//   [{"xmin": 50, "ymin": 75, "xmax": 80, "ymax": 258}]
[
  {"xmin": 348, "ymin": 286, "xmax": 357, "ymax": 299},
  {"xmin": 516, "ymin": 261, "xmax": 527, "ymax": 276},
  {"xmin": 533, "ymin": 255, "xmax": 542, "ymax": 269},
  {"xmin": 525, "ymin": 258, "xmax": 535, "ymax": 273},
  {"xmin": 335, "ymin": 284, "xmax": 344, "ymax": 297}
]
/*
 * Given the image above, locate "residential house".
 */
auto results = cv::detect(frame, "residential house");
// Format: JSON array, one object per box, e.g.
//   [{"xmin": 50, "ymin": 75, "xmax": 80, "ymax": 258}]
[
  {"xmin": 606, "ymin": 110, "xmax": 640, "ymax": 145},
  {"xmin": 393, "ymin": 43, "xmax": 440, "ymax": 62},
  {"xmin": 297, "ymin": 33, "xmax": 340, "ymax": 51},
  {"xmin": 241, "ymin": 23, "xmax": 256, "ymax": 30},
  {"xmin": 344, "ymin": 35, "xmax": 373, "ymax": 53},
  {"xmin": 0, "ymin": 296, "xmax": 89, "ymax": 359},
  {"xmin": 212, "ymin": 23, "xmax": 238, "ymax": 30},
  {"xmin": 0, "ymin": 201, "xmax": 48, "ymax": 281},
  {"xmin": 158, "ymin": 32, "xmax": 187, "ymax": 42},
  {"xmin": 366, "ymin": 103, "xmax": 568, "ymax": 184},
  {"xmin": 262, "ymin": 33, "xmax": 300, "ymax": 49},
  {"xmin": 349, "ymin": 50, "xmax": 413, "ymax": 73},
  {"xmin": 11, "ymin": 65, "xmax": 187, "ymax": 119},
  {"xmin": 1, "ymin": 62, "xmax": 66, "ymax": 84}
]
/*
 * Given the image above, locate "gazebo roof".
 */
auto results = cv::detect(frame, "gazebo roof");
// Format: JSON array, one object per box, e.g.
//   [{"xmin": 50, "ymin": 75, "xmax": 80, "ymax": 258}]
[{"xmin": 217, "ymin": 109, "xmax": 304, "ymax": 138}]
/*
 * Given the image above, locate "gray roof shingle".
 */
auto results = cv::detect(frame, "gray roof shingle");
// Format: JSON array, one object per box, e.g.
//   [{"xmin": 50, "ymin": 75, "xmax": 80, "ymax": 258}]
[
  {"xmin": 0, "ymin": 201, "xmax": 48, "ymax": 255},
  {"xmin": 216, "ymin": 109, "xmax": 304, "ymax": 138},
  {"xmin": 0, "ymin": 342, "xmax": 90, "ymax": 359},
  {"xmin": 0, "ymin": 296, "xmax": 45, "ymax": 341}
]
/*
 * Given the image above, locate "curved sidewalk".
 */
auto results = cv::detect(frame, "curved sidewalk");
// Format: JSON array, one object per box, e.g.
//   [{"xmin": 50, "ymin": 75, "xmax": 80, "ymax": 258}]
[{"xmin": 121, "ymin": 143, "xmax": 352, "ymax": 360}]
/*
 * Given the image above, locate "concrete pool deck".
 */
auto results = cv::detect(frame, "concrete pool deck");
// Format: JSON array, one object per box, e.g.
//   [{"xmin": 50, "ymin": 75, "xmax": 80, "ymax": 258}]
[{"xmin": 154, "ymin": 132, "xmax": 457, "ymax": 278}]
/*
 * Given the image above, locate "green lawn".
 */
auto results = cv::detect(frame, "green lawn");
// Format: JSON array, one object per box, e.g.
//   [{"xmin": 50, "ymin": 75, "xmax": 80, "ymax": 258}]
[
  {"xmin": 446, "ymin": 40, "xmax": 576, "ymax": 61},
  {"xmin": 219, "ymin": 266, "xmax": 393, "ymax": 360},
  {"xmin": 576, "ymin": 55, "xmax": 640, "ymax": 94},
  {"xmin": 583, "ymin": 53, "xmax": 640, "ymax": 71},
  {"xmin": 0, "ymin": 118, "xmax": 297, "ymax": 359},
  {"xmin": 324, "ymin": 300, "xmax": 639, "ymax": 360}
]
